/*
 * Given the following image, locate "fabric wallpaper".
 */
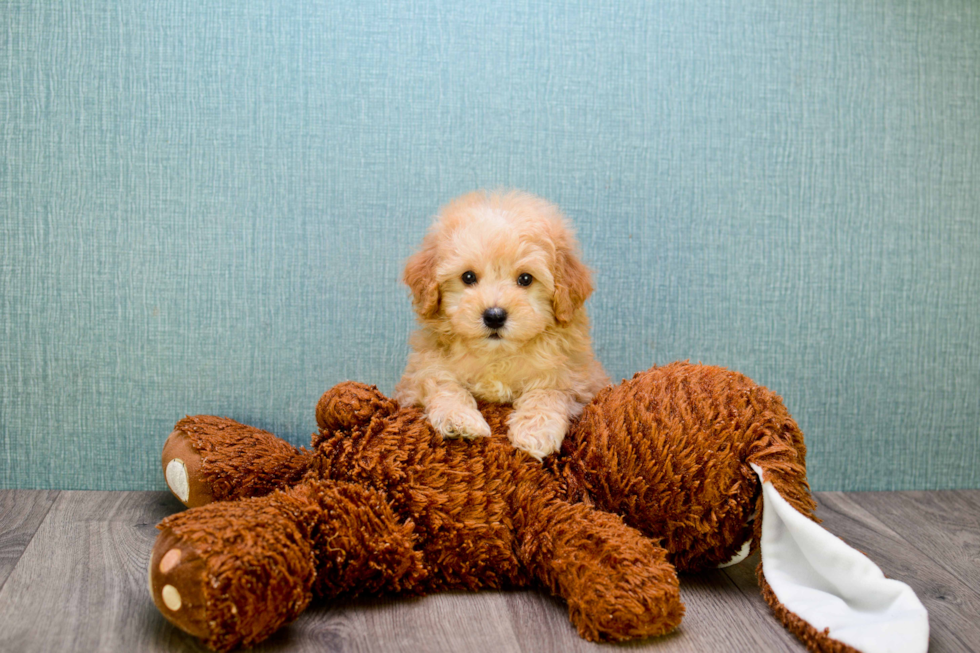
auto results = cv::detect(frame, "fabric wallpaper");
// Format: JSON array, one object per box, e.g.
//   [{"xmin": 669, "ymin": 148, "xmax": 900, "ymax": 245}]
[{"xmin": 2, "ymin": 0, "xmax": 978, "ymax": 490}]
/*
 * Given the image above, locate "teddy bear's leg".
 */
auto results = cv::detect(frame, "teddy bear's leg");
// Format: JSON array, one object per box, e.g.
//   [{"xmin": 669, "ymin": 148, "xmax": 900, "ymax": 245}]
[
  {"xmin": 149, "ymin": 477, "xmax": 425, "ymax": 652},
  {"xmin": 148, "ymin": 482, "xmax": 317, "ymax": 650},
  {"xmin": 162, "ymin": 415, "xmax": 311, "ymax": 508},
  {"xmin": 519, "ymin": 497, "xmax": 684, "ymax": 642}
]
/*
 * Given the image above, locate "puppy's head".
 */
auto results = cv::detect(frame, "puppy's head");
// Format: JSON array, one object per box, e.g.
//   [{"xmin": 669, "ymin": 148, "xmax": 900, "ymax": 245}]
[{"xmin": 403, "ymin": 190, "xmax": 592, "ymax": 347}]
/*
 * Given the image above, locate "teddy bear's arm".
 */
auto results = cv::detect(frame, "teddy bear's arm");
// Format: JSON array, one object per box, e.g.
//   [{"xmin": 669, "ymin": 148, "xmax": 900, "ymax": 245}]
[
  {"xmin": 316, "ymin": 381, "xmax": 400, "ymax": 433},
  {"xmin": 162, "ymin": 415, "xmax": 311, "ymax": 508}
]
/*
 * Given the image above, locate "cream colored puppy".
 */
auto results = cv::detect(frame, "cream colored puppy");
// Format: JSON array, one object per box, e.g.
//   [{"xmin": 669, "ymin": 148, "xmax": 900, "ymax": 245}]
[{"xmin": 395, "ymin": 190, "xmax": 609, "ymax": 460}]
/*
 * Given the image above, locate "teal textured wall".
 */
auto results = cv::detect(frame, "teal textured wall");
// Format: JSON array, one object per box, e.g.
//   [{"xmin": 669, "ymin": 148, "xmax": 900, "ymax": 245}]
[{"xmin": 2, "ymin": 1, "xmax": 978, "ymax": 491}]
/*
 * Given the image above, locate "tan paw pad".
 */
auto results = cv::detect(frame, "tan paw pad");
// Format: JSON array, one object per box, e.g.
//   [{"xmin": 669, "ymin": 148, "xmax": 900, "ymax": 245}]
[
  {"xmin": 161, "ymin": 584, "xmax": 182, "ymax": 611},
  {"xmin": 165, "ymin": 458, "xmax": 190, "ymax": 503},
  {"xmin": 159, "ymin": 547, "xmax": 182, "ymax": 573}
]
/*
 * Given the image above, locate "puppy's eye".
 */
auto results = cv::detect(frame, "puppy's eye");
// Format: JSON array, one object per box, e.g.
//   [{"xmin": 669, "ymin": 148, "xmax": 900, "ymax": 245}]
[
  {"xmin": 517, "ymin": 273, "xmax": 533, "ymax": 287},
  {"xmin": 461, "ymin": 270, "xmax": 478, "ymax": 285}
]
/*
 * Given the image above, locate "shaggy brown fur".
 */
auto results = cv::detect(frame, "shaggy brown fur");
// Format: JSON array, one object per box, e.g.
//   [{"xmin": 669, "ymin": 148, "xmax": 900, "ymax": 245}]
[
  {"xmin": 163, "ymin": 415, "xmax": 310, "ymax": 506},
  {"xmin": 149, "ymin": 362, "xmax": 846, "ymax": 652}
]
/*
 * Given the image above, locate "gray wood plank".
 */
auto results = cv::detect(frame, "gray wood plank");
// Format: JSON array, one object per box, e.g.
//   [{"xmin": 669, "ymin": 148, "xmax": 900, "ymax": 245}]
[
  {"xmin": 277, "ymin": 572, "xmax": 808, "ymax": 653},
  {"xmin": 719, "ymin": 551, "xmax": 812, "ymax": 651},
  {"xmin": 816, "ymin": 491, "xmax": 980, "ymax": 653},
  {"xmin": 256, "ymin": 592, "xmax": 525, "ymax": 653},
  {"xmin": 847, "ymin": 490, "xmax": 980, "ymax": 594},
  {"xmin": 0, "ymin": 490, "xmax": 59, "ymax": 590},
  {"xmin": 0, "ymin": 490, "xmax": 208, "ymax": 653},
  {"xmin": 663, "ymin": 570, "xmax": 806, "ymax": 652},
  {"xmin": 512, "ymin": 570, "xmax": 809, "ymax": 653},
  {"xmin": 2, "ymin": 490, "xmax": 977, "ymax": 653},
  {"xmin": 956, "ymin": 490, "xmax": 980, "ymax": 512}
]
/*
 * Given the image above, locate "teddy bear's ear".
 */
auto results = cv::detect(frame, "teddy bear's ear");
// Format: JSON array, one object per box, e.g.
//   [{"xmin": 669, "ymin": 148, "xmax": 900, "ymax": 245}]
[
  {"xmin": 552, "ymin": 240, "xmax": 593, "ymax": 325},
  {"xmin": 403, "ymin": 240, "xmax": 440, "ymax": 318}
]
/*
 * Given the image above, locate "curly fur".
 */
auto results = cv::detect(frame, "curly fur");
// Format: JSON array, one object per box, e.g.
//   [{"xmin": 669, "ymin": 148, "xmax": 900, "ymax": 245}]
[
  {"xmin": 150, "ymin": 362, "xmax": 854, "ymax": 653},
  {"xmin": 395, "ymin": 190, "xmax": 609, "ymax": 459}
]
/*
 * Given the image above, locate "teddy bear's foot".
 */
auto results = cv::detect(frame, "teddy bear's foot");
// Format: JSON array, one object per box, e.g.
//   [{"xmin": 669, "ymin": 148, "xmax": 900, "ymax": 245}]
[
  {"xmin": 150, "ymin": 478, "xmax": 429, "ymax": 650},
  {"xmin": 149, "ymin": 491, "xmax": 318, "ymax": 651},
  {"xmin": 148, "ymin": 526, "xmax": 211, "ymax": 640},
  {"xmin": 564, "ymin": 527, "xmax": 683, "ymax": 640},
  {"xmin": 162, "ymin": 415, "xmax": 311, "ymax": 508},
  {"xmin": 523, "ymin": 501, "xmax": 684, "ymax": 641},
  {"xmin": 162, "ymin": 428, "xmax": 213, "ymax": 508}
]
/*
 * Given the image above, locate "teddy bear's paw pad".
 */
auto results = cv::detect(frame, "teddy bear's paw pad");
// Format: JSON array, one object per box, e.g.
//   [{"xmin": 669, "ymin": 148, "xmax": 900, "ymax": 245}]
[
  {"xmin": 160, "ymin": 583, "xmax": 182, "ymax": 610},
  {"xmin": 162, "ymin": 429, "xmax": 214, "ymax": 508},
  {"xmin": 148, "ymin": 528, "xmax": 211, "ymax": 639},
  {"xmin": 165, "ymin": 458, "xmax": 190, "ymax": 503}
]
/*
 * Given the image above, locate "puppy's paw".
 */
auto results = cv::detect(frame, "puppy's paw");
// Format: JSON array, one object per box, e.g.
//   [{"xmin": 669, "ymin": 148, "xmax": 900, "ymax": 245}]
[
  {"xmin": 507, "ymin": 412, "xmax": 568, "ymax": 461},
  {"xmin": 428, "ymin": 405, "xmax": 492, "ymax": 440}
]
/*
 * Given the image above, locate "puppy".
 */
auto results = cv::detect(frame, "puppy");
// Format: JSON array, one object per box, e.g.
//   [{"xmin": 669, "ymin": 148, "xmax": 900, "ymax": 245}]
[{"xmin": 394, "ymin": 190, "xmax": 609, "ymax": 460}]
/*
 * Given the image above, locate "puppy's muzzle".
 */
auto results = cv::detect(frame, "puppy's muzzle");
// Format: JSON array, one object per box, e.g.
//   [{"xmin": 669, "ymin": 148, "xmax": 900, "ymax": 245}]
[{"xmin": 482, "ymin": 307, "xmax": 508, "ymax": 331}]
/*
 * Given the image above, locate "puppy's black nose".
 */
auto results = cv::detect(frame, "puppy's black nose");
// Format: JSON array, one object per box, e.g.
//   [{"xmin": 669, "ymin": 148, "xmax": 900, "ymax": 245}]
[{"xmin": 482, "ymin": 307, "xmax": 508, "ymax": 330}]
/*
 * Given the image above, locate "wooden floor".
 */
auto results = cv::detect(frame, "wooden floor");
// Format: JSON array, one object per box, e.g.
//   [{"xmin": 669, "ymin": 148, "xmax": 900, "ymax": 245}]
[{"xmin": 0, "ymin": 490, "xmax": 977, "ymax": 652}]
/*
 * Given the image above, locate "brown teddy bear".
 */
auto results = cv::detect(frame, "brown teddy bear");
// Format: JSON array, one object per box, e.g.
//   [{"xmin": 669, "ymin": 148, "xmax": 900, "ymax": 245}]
[{"xmin": 148, "ymin": 362, "xmax": 927, "ymax": 653}]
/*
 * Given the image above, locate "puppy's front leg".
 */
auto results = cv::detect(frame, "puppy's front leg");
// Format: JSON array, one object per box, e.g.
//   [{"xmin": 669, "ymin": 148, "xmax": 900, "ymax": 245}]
[
  {"xmin": 424, "ymin": 381, "xmax": 492, "ymax": 440},
  {"xmin": 507, "ymin": 389, "xmax": 577, "ymax": 460}
]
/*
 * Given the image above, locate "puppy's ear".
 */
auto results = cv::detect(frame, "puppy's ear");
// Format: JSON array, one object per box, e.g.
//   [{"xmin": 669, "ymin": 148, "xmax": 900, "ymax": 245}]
[
  {"xmin": 552, "ymin": 244, "xmax": 593, "ymax": 325},
  {"xmin": 403, "ymin": 242, "xmax": 440, "ymax": 318}
]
